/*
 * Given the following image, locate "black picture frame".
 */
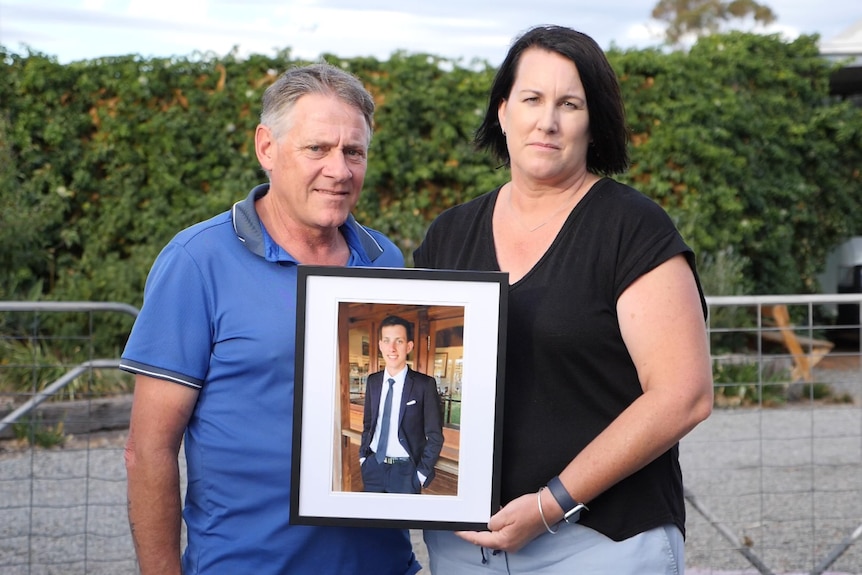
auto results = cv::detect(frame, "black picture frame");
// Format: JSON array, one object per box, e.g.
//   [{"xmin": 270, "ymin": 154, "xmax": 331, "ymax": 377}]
[{"xmin": 291, "ymin": 265, "xmax": 507, "ymax": 530}]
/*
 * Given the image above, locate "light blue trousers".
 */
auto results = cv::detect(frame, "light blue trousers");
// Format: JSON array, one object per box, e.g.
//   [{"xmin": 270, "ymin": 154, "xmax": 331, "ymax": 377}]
[{"xmin": 423, "ymin": 523, "xmax": 683, "ymax": 574}]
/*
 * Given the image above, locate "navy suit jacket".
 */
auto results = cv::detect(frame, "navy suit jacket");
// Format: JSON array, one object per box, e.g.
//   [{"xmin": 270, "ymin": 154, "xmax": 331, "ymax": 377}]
[{"xmin": 359, "ymin": 368, "xmax": 445, "ymax": 485}]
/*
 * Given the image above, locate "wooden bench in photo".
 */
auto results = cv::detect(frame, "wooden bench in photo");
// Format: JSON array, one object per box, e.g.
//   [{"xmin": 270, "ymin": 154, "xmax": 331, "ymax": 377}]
[{"xmin": 761, "ymin": 304, "xmax": 834, "ymax": 382}]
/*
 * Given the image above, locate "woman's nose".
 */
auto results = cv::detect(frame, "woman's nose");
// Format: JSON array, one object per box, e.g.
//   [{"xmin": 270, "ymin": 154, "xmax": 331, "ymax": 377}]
[{"xmin": 537, "ymin": 104, "xmax": 559, "ymax": 133}]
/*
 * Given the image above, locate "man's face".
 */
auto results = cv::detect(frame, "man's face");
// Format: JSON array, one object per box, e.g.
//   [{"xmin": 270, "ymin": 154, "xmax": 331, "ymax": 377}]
[
  {"xmin": 379, "ymin": 324, "xmax": 413, "ymax": 373},
  {"xmin": 255, "ymin": 92, "xmax": 370, "ymax": 232}
]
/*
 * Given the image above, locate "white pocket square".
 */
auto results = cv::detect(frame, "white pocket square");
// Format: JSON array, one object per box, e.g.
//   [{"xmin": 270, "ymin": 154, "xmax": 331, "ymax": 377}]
[{"xmin": 406, "ymin": 400, "xmax": 417, "ymax": 406}]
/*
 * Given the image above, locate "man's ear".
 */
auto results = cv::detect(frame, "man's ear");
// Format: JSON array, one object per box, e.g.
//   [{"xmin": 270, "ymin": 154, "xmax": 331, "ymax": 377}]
[
  {"xmin": 406, "ymin": 341, "xmax": 414, "ymax": 355},
  {"xmin": 255, "ymin": 124, "xmax": 276, "ymax": 172}
]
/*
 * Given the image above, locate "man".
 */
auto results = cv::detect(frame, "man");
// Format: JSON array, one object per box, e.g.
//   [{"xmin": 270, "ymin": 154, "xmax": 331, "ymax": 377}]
[
  {"xmin": 360, "ymin": 315, "xmax": 444, "ymax": 494},
  {"xmin": 121, "ymin": 63, "xmax": 421, "ymax": 575}
]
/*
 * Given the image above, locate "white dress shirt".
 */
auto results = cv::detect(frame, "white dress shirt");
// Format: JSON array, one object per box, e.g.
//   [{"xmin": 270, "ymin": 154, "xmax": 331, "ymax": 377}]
[{"xmin": 371, "ymin": 367, "xmax": 411, "ymax": 459}]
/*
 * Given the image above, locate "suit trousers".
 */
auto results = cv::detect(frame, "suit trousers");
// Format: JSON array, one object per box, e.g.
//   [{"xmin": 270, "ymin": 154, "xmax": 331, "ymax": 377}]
[{"xmin": 361, "ymin": 456, "xmax": 422, "ymax": 494}]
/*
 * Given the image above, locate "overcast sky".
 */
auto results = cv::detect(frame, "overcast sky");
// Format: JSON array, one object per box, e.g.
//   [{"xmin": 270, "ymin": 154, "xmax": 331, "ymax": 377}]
[{"xmin": 1, "ymin": 0, "xmax": 859, "ymax": 66}]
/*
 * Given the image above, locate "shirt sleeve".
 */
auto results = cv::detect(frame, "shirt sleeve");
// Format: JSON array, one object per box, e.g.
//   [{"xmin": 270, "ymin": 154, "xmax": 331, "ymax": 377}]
[
  {"xmin": 611, "ymin": 191, "xmax": 706, "ymax": 318},
  {"xmin": 120, "ymin": 241, "xmax": 213, "ymax": 388}
]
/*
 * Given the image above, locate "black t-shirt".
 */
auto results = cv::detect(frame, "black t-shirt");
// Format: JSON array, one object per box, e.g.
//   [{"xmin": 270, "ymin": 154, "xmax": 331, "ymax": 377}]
[{"xmin": 414, "ymin": 177, "xmax": 706, "ymax": 541}]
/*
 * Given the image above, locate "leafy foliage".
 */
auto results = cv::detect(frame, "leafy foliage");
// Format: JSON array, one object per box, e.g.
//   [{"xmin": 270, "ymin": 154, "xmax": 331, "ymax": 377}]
[
  {"xmin": 0, "ymin": 335, "xmax": 134, "ymax": 399},
  {"xmin": 1, "ymin": 33, "xmax": 861, "ymax": 353},
  {"xmin": 712, "ymin": 358, "xmax": 788, "ymax": 407},
  {"xmin": 13, "ymin": 419, "xmax": 67, "ymax": 448},
  {"xmin": 612, "ymin": 33, "xmax": 862, "ymax": 294},
  {"xmin": 329, "ymin": 52, "xmax": 506, "ymax": 260}
]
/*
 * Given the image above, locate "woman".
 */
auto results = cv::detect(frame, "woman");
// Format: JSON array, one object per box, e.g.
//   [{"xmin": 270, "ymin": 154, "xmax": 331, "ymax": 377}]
[{"xmin": 414, "ymin": 26, "xmax": 714, "ymax": 574}]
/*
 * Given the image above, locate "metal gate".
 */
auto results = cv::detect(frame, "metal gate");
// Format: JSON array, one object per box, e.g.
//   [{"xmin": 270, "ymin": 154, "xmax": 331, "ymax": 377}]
[{"xmin": 0, "ymin": 298, "xmax": 860, "ymax": 574}]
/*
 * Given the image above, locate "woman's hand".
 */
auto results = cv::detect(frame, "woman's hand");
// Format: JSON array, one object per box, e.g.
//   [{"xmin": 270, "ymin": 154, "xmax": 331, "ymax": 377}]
[{"xmin": 455, "ymin": 490, "xmax": 552, "ymax": 553}]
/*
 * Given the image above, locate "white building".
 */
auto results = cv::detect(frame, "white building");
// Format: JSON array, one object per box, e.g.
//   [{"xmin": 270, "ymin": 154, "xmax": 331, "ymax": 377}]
[{"xmin": 820, "ymin": 20, "xmax": 862, "ymax": 98}]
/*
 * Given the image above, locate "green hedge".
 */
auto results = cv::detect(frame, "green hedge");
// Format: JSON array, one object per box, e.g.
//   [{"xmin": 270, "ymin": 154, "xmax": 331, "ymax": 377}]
[
  {"xmin": 616, "ymin": 33, "xmax": 862, "ymax": 294},
  {"xmin": 2, "ymin": 31, "xmax": 861, "ymax": 319}
]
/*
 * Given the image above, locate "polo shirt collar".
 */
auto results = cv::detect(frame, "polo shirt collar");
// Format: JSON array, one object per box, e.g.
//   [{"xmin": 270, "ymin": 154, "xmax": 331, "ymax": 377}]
[{"xmin": 231, "ymin": 183, "xmax": 385, "ymax": 263}]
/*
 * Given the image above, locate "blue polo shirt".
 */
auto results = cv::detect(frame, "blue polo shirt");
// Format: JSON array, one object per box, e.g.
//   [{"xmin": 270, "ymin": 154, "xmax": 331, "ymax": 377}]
[{"xmin": 121, "ymin": 184, "xmax": 418, "ymax": 575}]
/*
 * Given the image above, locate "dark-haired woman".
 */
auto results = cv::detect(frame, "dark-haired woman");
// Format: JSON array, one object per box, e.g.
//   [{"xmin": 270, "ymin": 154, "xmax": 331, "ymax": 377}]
[{"xmin": 415, "ymin": 25, "xmax": 713, "ymax": 574}]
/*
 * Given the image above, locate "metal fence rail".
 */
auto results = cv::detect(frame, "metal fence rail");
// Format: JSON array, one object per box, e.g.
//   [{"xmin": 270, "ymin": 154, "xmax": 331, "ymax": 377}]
[
  {"xmin": 687, "ymin": 294, "xmax": 862, "ymax": 575},
  {"xmin": 0, "ymin": 298, "xmax": 861, "ymax": 574},
  {"xmin": 0, "ymin": 302, "xmax": 138, "ymax": 575}
]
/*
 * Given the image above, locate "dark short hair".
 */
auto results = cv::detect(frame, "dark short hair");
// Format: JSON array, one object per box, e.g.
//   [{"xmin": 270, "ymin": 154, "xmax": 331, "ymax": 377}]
[
  {"xmin": 379, "ymin": 315, "xmax": 413, "ymax": 342},
  {"xmin": 475, "ymin": 25, "xmax": 629, "ymax": 175}
]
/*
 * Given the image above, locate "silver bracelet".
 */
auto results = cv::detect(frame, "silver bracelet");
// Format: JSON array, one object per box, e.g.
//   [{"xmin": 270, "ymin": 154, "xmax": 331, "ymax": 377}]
[{"xmin": 537, "ymin": 487, "xmax": 558, "ymax": 534}]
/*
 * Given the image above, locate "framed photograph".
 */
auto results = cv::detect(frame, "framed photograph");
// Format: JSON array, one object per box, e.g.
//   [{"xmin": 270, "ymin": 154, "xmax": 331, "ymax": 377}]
[{"xmin": 291, "ymin": 265, "xmax": 507, "ymax": 530}]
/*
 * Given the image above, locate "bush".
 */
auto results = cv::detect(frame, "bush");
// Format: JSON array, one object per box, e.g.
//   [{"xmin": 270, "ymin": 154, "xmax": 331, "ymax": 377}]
[{"xmin": 1, "ymin": 32, "xmax": 860, "ymax": 325}]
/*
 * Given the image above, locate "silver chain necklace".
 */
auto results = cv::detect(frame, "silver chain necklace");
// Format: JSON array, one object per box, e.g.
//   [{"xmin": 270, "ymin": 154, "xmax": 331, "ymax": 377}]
[{"xmin": 507, "ymin": 188, "xmax": 579, "ymax": 232}]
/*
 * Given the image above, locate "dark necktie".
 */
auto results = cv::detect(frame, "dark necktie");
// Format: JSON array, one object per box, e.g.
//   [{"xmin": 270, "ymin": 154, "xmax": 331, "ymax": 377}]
[{"xmin": 376, "ymin": 378, "xmax": 396, "ymax": 463}]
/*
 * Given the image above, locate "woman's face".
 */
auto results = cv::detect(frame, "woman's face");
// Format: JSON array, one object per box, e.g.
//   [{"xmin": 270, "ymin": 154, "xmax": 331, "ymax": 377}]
[{"xmin": 498, "ymin": 48, "xmax": 592, "ymax": 187}]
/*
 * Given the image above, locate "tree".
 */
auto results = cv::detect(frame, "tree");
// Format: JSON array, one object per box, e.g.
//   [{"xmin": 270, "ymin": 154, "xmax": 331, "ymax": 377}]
[{"xmin": 652, "ymin": 0, "xmax": 776, "ymax": 45}]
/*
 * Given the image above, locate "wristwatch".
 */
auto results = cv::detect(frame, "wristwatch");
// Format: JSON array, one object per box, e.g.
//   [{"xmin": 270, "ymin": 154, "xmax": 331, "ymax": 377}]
[{"xmin": 547, "ymin": 476, "xmax": 588, "ymax": 524}]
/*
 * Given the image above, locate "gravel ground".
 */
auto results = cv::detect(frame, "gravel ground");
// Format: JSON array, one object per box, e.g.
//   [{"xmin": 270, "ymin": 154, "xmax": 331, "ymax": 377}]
[{"xmin": 1, "ymin": 364, "xmax": 859, "ymax": 575}]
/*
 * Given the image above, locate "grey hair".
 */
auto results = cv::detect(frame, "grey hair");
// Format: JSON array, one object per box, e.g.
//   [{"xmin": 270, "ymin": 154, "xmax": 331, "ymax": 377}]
[{"xmin": 260, "ymin": 62, "xmax": 375, "ymax": 143}]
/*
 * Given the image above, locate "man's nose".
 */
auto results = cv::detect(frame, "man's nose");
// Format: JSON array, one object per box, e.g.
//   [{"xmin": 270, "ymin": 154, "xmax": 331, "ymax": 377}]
[{"xmin": 325, "ymin": 152, "xmax": 353, "ymax": 181}]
